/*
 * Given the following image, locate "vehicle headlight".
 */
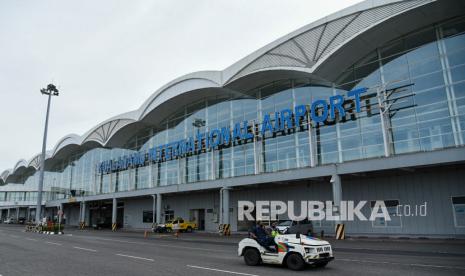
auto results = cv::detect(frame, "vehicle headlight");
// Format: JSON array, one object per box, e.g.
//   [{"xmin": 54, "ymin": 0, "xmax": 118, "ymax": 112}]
[{"xmin": 305, "ymin": 247, "xmax": 315, "ymax": 254}]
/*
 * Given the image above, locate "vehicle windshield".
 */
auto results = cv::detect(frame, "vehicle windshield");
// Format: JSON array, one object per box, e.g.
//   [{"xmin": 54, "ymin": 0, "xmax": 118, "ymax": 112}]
[{"xmin": 278, "ymin": 220, "xmax": 292, "ymax": 226}]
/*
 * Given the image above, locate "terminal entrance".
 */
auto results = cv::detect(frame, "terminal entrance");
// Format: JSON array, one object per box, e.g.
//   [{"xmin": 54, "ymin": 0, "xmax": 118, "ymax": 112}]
[
  {"xmin": 89, "ymin": 201, "xmax": 124, "ymax": 229},
  {"xmin": 0, "ymin": 209, "xmax": 7, "ymax": 220},
  {"xmin": 189, "ymin": 209, "xmax": 205, "ymax": 230}
]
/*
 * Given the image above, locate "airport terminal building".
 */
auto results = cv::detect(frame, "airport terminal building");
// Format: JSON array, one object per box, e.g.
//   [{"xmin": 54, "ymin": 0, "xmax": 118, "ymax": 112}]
[{"xmin": 1, "ymin": 0, "xmax": 465, "ymax": 237}]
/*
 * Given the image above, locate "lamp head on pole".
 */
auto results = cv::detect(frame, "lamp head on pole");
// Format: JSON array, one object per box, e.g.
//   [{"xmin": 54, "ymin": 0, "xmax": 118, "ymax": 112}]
[{"xmin": 40, "ymin": 83, "xmax": 59, "ymax": 96}]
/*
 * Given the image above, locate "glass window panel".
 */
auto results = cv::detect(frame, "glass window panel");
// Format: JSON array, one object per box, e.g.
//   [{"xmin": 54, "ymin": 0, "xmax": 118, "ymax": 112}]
[
  {"xmin": 447, "ymin": 47, "xmax": 465, "ymax": 67},
  {"xmin": 408, "ymin": 56, "xmax": 441, "ymax": 77},
  {"xmin": 412, "ymin": 71, "xmax": 444, "ymax": 92},
  {"xmin": 443, "ymin": 31, "xmax": 465, "ymax": 54},
  {"xmin": 451, "ymin": 64, "xmax": 465, "ymax": 84},
  {"xmin": 382, "ymin": 55, "xmax": 409, "ymax": 82},
  {"xmin": 414, "ymin": 86, "xmax": 448, "ymax": 106}
]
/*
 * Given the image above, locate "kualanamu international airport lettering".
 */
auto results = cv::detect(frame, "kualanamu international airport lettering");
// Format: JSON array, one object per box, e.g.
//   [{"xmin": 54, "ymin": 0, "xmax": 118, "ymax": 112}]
[{"xmin": 98, "ymin": 87, "xmax": 367, "ymax": 174}]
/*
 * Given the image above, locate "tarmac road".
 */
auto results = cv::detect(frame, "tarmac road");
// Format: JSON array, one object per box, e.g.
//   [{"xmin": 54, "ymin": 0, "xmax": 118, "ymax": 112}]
[{"xmin": 1, "ymin": 224, "xmax": 465, "ymax": 276}]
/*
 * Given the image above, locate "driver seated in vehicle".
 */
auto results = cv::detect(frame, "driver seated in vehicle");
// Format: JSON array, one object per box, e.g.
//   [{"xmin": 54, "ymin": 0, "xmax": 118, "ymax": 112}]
[{"xmin": 249, "ymin": 221, "xmax": 277, "ymax": 252}]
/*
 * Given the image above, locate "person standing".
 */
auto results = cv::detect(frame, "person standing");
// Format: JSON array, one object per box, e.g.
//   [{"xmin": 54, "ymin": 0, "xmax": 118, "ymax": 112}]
[{"xmin": 173, "ymin": 220, "xmax": 180, "ymax": 238}]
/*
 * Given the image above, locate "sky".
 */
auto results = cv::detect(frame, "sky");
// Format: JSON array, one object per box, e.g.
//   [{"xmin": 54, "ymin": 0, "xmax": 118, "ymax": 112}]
[{"xmin": 0, "ymin": 0, "xmax": 361, "ymax": 171}]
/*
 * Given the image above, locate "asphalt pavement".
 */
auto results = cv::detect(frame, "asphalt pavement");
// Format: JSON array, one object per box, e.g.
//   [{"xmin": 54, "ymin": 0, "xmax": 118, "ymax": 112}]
[{"xmin": 1, "ymin": 224, "xmax": 465, "ymax": 276}]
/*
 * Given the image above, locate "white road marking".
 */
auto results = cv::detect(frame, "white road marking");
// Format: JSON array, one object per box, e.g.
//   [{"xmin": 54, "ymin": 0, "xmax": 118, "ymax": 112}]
[
  {"xmin": 9, "ymin": 235, "xmax": 19, "ymax": 238},
  {"xmin": 115, "ymin": 253, "xmax": 154, "ymax": 262},
  {"xmin": 73, "ymin": 246, "xmax": 97, "ymax": 252},
  {"xmin": 338, "ymin": 258, "xmax": 465, "ymax": 270},
  {"xmin": 26, "ymin": 238, "xmax": 38, "ymax": 242},
  {"xmin": 340, "ymin": 247, "xmax": 457, "ymax": 255},
  {"xmin": 187, "ymin": 265, "xmax": 259, "ymax": 276},
  {"xmin": 82, "ymin": 236, "xmax": 229, "ymax": 253},
  {"xmin": 45, "ymin": 241, "xmax": 62, "ymax": 246}
]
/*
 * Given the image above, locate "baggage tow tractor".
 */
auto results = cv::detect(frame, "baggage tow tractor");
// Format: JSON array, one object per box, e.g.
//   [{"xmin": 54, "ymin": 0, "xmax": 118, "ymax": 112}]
[{"xmin": 238, "ymin": 233, "xmax": 334, "ymax": 271}]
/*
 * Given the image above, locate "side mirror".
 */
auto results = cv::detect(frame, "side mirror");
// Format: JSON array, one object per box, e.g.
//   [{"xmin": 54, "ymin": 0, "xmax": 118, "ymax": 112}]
[{"xmin": 296, "ymin": 232, "xmax": 301, "ymax": 239}]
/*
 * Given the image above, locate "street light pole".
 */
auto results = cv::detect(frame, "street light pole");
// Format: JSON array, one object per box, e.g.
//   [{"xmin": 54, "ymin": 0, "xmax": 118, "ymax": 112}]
[{"xmin": 35, "ymin": 84, "xmax": 59, "ymax": 224}]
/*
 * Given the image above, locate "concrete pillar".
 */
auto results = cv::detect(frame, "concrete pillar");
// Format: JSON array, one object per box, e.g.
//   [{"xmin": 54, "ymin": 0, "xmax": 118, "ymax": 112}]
[
  {"xmin": 16, "ymin": 207, "xmax": 20, "ymax": 221},
  {"xmin": 26, "ymin": 207, "xmax": 30, "ymax": 221},
  {"xmin": 35, "ymin": 200, "xmax": 41, "ymax": 223},
  {"xmin": 36, "ymin": 206, "xmax": 42, "ymax": 223},
  {"xmin": 221, "ymin": 188, "xmax": 231, "ymax": 225},
  {"xmin": 156, "ymin": 194, "xmax": 162, "ymax": 224},
  {"xmin": 152, "ymin": 195, "xmax": 156, "ymax": 227},
  {"xmin": 219, "ymin": 189, "xmax": 222, "ymax": 225},
  {"xmin": 30, "ymin": 208, "xmax": 36, "ymax": 223},
  {"xmin": 80, "ymin": 201, "xmax": 86, "ymax": 225},
  {"xmin": 7, "ymin": 208, "xmax": 10, "ymax": 218},
  {"xmin": 112, "ymin": 198, "xmax": 117, "ymax": 227},
  {"xmin": 58, "ymin": 203, "xmax": 63, "ymax": 225},
  {"xmin": 331, "ymin": 174, "xmax": 342, "ymax": 224}
]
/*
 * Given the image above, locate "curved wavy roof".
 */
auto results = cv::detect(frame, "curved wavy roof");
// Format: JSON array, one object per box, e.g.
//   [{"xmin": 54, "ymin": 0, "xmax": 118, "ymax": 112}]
[{"xmin": 2, "ymin": 0, "xmax": 454, "ymax": 185}]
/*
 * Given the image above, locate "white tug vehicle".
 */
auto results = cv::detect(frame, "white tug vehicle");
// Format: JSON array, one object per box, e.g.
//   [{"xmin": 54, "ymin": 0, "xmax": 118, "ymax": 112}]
[{"xmin": 238, "ymin": 233, "xmax": 334, "ymax": 271}]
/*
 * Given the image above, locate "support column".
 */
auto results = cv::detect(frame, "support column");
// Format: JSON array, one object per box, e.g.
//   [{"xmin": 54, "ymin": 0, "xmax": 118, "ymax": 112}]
[
  {"xmin": 156, "ymin": 194, "xmax": 162, "ymax": 224},
  {"xmin": 36, "ymin": 206, "xmax": 45, "ymax": 223},
  {"xmin": 112, "ymin": 198, "xmax": 117, "ymax": 231},
  {"xmin": 331, "ymin": 174, "xmax": 342, "ymax": 223},
  {"xmin": 58, "ymin": 203, "xmax": 63, "ymax": 226},
  {"xmin": 80, "ymin": 201, "xmax": 86, "ymax": 229},
  {"xmin": 7, "ymin": 208, "xmax": 10, "ymax": 219},
  {"xmin": 220, "ymin": 188, "xmax": 231, "ymax": 225},
  {"xmin": 79, "ymin": 203, "xmax": 82, "ymax": 225},
  {"xmin": 331, "ymin": 173, "xmax": 346, "ymax": 239},
  {"xmin": 26, "ymin": 207, "xmax": 30, "ymax": 222},
  {"xmin": 16, "ymin": 207, "xmax": 20, "ymax": 221},
  {"xmin": 152, "ymin": 195, "xmax": 156, "ymax": 228}
]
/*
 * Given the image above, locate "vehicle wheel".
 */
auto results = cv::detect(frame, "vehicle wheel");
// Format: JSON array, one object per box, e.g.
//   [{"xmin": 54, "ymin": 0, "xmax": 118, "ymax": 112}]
[
  {"xmin": 166, "ymin": 227, "xmax": 172, "ymax": 233},
  {"xmin": 186, "ymin": 226, "xmax": 193, "ymax": 233},
  {"xmin": 314, "ymin": 261, "xmax": 328, "ymax": 268},
  {"xmin": 286, "ymin": 253, "xmax": 306, "ymax": 271},
  {"xmin": 243, "ymin": 248, "xmax": 261, "ymax": 266}
]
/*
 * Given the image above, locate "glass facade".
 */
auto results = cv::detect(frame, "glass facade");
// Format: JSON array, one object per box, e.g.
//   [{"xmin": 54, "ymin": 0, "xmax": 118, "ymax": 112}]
[{"xmin": 1, "ymin": 17, "xmax": 465, "ymax": 203}]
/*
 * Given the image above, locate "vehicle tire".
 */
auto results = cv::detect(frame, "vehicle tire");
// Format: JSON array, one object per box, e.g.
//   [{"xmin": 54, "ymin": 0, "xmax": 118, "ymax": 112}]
[
  {"xmin": 243, "ymin": 248, "xmax": 261, "ymax": 266},
  {"xmin": 286, "ymin": 253, "xmax": 306, "ymax": 271},
  {"xmin": 186, "ymin": 226, "xmax": 193, "ymax": 233},
  {"xmin": 314, "ymin": 261, "xmax": 328, "ymax": 268},
  {"xmin": 166, "ymin": 227, "xmax": 172, "ymax": 233}
]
